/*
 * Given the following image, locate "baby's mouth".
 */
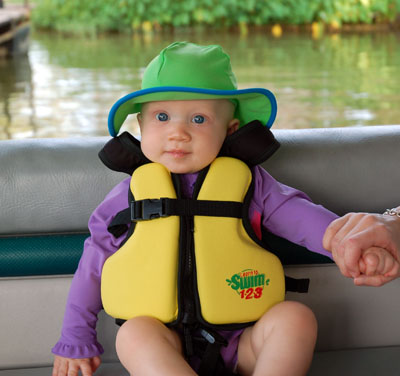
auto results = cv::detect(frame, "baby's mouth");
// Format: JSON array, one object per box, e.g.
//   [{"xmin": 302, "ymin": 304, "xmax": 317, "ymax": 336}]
[{"xmin": 166, "ymin": 149, "xmax": 190, "ymax": 158}]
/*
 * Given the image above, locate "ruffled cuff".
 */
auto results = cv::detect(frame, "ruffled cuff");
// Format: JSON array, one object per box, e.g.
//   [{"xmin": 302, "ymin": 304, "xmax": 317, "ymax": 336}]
[{"xmin": 52, "ymin": 340, "xmax": 104, "ymax": 359}]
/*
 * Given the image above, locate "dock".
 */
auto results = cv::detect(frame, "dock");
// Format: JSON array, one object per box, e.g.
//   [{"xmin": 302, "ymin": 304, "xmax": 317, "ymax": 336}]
[{"xmin": 0, "ymin": 2, "xmax": 30, "ymax": 57}]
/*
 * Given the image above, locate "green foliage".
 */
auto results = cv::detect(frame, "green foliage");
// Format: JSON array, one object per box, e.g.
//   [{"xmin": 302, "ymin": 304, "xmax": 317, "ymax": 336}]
[{"xmin": 31, "ymin": 0, "xmax": 400, "ymax": 33}]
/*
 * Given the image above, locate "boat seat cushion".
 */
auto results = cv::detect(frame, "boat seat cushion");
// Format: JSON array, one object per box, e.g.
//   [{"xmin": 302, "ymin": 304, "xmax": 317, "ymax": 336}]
[
  {"xmin": 0, "ymin": 346, "xmax": 399, "ymax": 376},
  {"xmin": 0, "ymin": 234, "xmax": 87, "ymax": 277},
  {"xmin": 3, "ymin": 126, "xmax": 400, "ymax": 277}
]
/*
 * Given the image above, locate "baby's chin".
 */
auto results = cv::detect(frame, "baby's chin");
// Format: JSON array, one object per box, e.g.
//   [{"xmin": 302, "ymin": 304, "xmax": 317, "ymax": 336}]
[
  {"xmin": 144, "ymin": 159, "xmax": 200, "ymax": 174},
  {"xmin": 167, "ymin": 167, "xmax": 201, "ymax": 174},
  {"xmin": 162, "ymin": 161, "xmax": 206, "ymax": 174}
]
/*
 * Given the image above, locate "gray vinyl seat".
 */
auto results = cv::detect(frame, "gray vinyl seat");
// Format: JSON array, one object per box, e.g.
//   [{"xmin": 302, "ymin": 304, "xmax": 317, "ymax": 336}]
[{"xmin": 1, "ymin": 125, "xmax": 399, "ymax": 375}]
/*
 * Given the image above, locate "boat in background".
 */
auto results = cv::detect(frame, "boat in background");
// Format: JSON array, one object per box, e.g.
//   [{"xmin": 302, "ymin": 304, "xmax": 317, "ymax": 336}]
[{"xmin": 0, "ymin": 1, "xmax": 30, "ymax": 57}]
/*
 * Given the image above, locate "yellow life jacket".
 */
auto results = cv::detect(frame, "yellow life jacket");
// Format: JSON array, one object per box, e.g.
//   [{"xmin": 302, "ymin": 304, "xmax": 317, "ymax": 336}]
[{"xmin": 101, "ymin": 157, "xmax": 285, "ymax": 328}]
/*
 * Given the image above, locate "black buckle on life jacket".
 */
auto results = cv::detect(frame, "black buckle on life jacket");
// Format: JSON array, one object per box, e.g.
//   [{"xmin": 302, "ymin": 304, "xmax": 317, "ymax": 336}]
[
  {"xmin": 131, "ymin": 198, "xmax": 168, "ymax": 220},
  {"xmin": 200, "ymin": 329, "xmax": 227, "ymax": 347}
]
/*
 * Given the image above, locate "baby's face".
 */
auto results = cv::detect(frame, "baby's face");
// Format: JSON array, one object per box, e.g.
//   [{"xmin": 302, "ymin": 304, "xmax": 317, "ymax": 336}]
[{"xmin": 138, "ymin": 99, "xmax": 239, "ymax": 174}]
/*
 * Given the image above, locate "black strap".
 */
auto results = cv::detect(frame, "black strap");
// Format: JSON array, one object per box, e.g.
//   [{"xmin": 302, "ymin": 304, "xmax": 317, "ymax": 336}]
[
  {"xmin": 197, "ymin": 329, "xmax": 229, "ymax": 376},
  {"xmin": 108, "ymin": 198, "xmax": 243, "ymax": 236},
  {"xmin": 285, "ymin": 275, "xmax": 310, "ymax": 293},
  {"xmin": 131, "ymin": 198, "xmax": 243, "ymax": 221},
  {"xmin": 108, "ymin": 208, "xmax": 131, "ymax": 237}
]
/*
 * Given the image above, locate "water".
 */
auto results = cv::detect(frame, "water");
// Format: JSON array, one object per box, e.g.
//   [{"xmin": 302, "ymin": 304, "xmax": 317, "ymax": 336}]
[{"xmin": 1, "ymin": 30, "xmax": 400, "ymax": 139}]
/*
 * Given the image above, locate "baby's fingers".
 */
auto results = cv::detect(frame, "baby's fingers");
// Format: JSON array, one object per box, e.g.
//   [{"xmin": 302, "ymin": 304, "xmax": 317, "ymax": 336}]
[
  {"xmin": 52, "ymin": 356, "xmax": 96, "ymax": 376},
  {"xmin": 91, "ymin": 356, "xmax": 101, "ymax": 373},
  {"xmin": 52, "ymin": 359, "xmax": 59, "ymax": 376},
  {"xmin": 384, "ymin": 257, "xmax": 400, "ymax": 278},
  {"xmin": 66, "ymin": 367, "xmax": 79, "ymax": 376},
  {"xmin": 355, "ymin": 252, "xmax": 400, "ymax": 286},
  {"xmin": 358, "ymin": 257, "xmax": 366, "ymax": 275},
  {"xmin": 361, "ymin": 247, "xmax": 394, "ymax": 276},
  {"xmin": 53, "ymin": 356, "xmax": 68, "ymax": 376},
  {"xmin": 80, "ymin": 361, "xmax": 93, "ymax": 376},
  {"xmin": 363, "ymin": 252, "xmax": 381, "ymax": 276}
]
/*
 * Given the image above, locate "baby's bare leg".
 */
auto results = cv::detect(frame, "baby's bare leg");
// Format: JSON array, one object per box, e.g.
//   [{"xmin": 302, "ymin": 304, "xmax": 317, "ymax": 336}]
[
  {"xmin": 116, "ymin": 316, "xmax": 196, "ymax": 376},
  {"xmin": 237, "ymin": 301, "xmax": 317, "ymax": 376}
]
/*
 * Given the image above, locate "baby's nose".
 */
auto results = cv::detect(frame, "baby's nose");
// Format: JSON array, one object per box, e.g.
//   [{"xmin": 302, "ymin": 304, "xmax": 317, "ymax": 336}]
[{"xmin": 168, "ymin": 122, "xmax": 190, "ymax": 141}]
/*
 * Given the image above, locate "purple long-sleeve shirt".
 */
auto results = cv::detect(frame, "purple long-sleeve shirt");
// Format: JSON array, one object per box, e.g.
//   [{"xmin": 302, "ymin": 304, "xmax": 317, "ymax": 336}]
[{"xmin": 52, "ymin": 165, "xmax": 337, "ymax": 358}]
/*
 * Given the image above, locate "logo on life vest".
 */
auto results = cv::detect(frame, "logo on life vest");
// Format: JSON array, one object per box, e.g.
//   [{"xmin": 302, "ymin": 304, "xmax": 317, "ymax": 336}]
[{"xmin": 226, "ymin": 269, "xmax": 270, "ymax": 300}]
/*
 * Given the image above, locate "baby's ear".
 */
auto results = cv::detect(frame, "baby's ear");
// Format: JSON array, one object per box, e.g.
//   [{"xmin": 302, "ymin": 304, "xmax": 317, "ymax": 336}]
[
  {"xmin": 227, "ymin": 119, "xmax": 240, "ymax": 135},
  {"xmin": 137, "ymin": 113, "xmax": 142, "ymax": 127}
]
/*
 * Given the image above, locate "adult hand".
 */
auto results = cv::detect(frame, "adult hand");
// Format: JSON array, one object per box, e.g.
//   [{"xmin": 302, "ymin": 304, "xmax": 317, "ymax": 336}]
[
  {"xmin": 52, "ymin": 355, "xmax": 101, "ymax": 376},
  {"xmin": 323, "ymin": 210, "xmax": 400, "ymax": 286}
]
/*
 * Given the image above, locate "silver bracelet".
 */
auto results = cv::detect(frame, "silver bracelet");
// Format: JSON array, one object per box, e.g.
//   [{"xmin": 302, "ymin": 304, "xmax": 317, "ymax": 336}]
[{"xmin": 383, "ymin": 208, "xmax": 400, "ymax": 218}]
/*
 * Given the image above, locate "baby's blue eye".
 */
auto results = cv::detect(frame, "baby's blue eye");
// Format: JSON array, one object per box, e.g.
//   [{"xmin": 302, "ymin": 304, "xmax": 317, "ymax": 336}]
[
  {"xmin": 156, "ymin": 113, "xmax": 169, "ymax": 122},
  {"xmin": 192, "ymin": 115, "xmax": 205, "ymax": 124}
]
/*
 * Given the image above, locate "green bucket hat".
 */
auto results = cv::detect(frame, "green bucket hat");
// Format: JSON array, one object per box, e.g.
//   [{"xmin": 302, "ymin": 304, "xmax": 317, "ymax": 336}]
[{"xmin": 108, "ymin": 41, "xmax": 277, "ymax": 137}]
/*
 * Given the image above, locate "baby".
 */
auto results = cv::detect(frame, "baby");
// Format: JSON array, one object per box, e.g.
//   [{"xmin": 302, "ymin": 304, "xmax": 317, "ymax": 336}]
[{"xmin": 52, "ymin": 42, "xmax": 396, "ymax": 376}]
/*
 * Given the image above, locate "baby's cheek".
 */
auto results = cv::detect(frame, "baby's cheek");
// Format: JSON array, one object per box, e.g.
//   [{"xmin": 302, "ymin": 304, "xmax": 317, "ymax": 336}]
[{"xmin": 140, "ymin": 138, "xmax": 158, "ymax": 161}]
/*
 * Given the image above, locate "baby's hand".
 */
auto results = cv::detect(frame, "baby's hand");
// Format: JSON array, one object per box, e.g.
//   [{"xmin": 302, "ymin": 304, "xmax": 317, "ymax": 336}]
[
  {"xmin": 52, "ymin": 354, "xmax": 101, "ymax": 376},
  {"xmin": 355, "ymin": 247, "xmax": 400, "ymax": 286}
]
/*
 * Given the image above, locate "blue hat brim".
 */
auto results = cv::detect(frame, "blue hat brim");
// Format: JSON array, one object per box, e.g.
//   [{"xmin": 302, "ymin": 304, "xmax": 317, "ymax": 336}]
[{"xmin": 108, "ymin": 86, "xmax": 277, "ymax": 137}]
